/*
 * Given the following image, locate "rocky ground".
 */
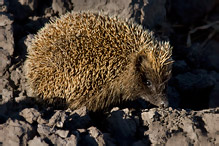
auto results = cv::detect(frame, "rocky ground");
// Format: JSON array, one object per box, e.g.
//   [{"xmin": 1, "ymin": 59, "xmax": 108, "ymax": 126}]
[{"xmin": 0, "ymin": 0, "xmax": 219, "ymax": 145}]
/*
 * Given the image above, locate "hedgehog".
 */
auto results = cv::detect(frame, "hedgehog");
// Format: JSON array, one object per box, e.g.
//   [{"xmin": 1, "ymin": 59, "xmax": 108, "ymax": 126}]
[{"xmin": 25, "ymin": 11, "xmax": 173, "ymax": 112}]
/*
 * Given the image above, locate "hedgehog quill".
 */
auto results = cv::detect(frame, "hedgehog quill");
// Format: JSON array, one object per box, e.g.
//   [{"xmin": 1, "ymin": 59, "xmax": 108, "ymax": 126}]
[{"xmin": 25, "ymin": 12, "xmax": 173, "ymax": 111}]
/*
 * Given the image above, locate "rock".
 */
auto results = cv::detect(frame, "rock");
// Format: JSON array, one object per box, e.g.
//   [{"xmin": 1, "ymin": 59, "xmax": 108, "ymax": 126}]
[
  {"xmin": 166, "ymin": 133, "xmax": 190, "ymax": 146},
  {"xmin": 15, "ymin": 91, "xmax": 27, "ymax": 103},
  {"xmin": 17, "ymin": 34, "xmax": 34, "ymax": 59},
  {"xmin": 25, "ymin": 17, "xmax": 49, "ymax": 33},
  {"xmin": 0, "ymin": 13, "xmax": 14, "ymax": 55},
  {"xmin": 46, "ymin": 134, "xmax": 64, "ymax": 145},
  {"xmin": 169, "ymin": 0, "xmax": 217, "ymax": 24},
  {"xmin": 0, "ymin": 73, "xmax": 9, "ymax": 95},
  {"xmin": 148, "ymin": 108, "xmax": 219, "ymax": 145},
  {"xmin": 185, "ymin": 44, "xmax": 206, "ymax": 68},
  {"xmin": 28, "ymin": 136, "xmax": 49, "ymax": 146},
  {"xmin": 0, "ymin": 0, "xmax": 9, "ymax": 12},
  {"xmin": 172, "ymin": 60, "xmax": 189, "ymax": 75},
  {"xmin": 0, "ymin": 105, "xmax": 7, "ymax": 124},
  {"xmin": 48, "ymin": 134, "xmax": 68, "ymax": 145},
  {"xmin": 88, "ymin": 126, "xmax": 105, "ymax": 146},
  {"xmin": 102, "ymin": 133, "xmax": 116, "ymax": 146},
  {"xmin": 0, "ymin": 12, "xmax": 12, "ymax": 26},
  {"xmin": 0, "ymin": 119, "xmax": 35, "ymax": 146},
  {"xmin": 182, "ymin": 37, "xmax": 219, "ymax": 75},
  {"xmin": 209, "ymin": 83, "xmax": 219, "ymax": 108},
  {"xmin": 26, "ymin": 17, "xmax": 49, "ymax": 31},
  {"xmin": 77, "ymin": 128, "xmax": 86, "ymax": 133},
  {"xmin": 107, "ymin": 108, "xmax": 137, "ymax": 145},
  {"xmin": 129, "ymin": 0, "xmax": 167, "ymax": 28},
  {"xmin": 37, "ymin": 124, "xmax": 54, "ymax": 137},
  {"xmin": 66, "ymin": 134, "xmax": 78, "ymax": 146},
  {"xmin": 19, "ymin": 0, "xmax": 38, "ymax": 11},
  {"xmin": 141, "ymin": 109, "xmax": 159, "ymax": 126},
  {"xmin": 210, "ymin": 71, "xmax": 219, "ymax": 82},
  {"xmin": 1, "ymin": 86, "xmax": 13, "ymax": 103},
  {"xmin": 37, "ymin": 123, "xmax": 77, "ymax": 145},
  {"xmin": 71, "ymin": 0, "xmax": 166, "ymax": 28},
  {"xmin": 47, "ymin": 133, "xmax": 78, "ymax": 145},
  {"xmin": 202, "ymin": 41, "xmax": 219, "ymax": 72},
  {"xmin": 19, "ymin": 108, "xmax": 41, "ymax": 124},
  {"xmin": 167, "ymin": 86, "xmax": 180, "ymax": 108},
  {"xmin": 55, "ymin": 129, "xmax": 69, "ymax": 138},
  {"xmin": 175, "ymin": 70, "xmax": 215, "ymax": 109},
  {"xmin": 10, "ymin": 68, "xmax": 22, "ymax": 86},
  {"xmin": 8, "ymin": 0, "xmax": 38, "ymax": 20},
  {"xmin": 201, "ymin": 112, "xmax": 219, "ymax": 141},
  {"xmin": 132, "ymin": 140, "xmax": 149, "ymax": 146},
  {"xmin": 52, "ymin": 0, "xmax": 73, "ymax": 15},
  {"xmin": 65, "ymin": 107, "xmax": 91, "ymax": 130},
  {"xmin": 0, "ymin": 49, "xmax": 11, "ymax": 76},
  {"xmin": 141, "ymin": 109, "xmax": 172, "ymax": 144},
  {"xmin": 48, "ymin": 110, "xmax": 67, "ymax": 128}
]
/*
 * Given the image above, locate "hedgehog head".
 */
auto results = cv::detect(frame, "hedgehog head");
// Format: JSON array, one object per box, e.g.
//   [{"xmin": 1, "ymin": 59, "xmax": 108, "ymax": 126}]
[{"xmin": 130, "ymin": 41, "xmax": 173, "ymax": 108}]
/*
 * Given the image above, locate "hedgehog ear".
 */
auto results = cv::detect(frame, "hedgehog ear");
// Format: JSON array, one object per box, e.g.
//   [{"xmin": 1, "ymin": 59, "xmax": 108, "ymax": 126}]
[{"xmin": 135, "ymin": 53, "xmax": 147, "ymax": 72}]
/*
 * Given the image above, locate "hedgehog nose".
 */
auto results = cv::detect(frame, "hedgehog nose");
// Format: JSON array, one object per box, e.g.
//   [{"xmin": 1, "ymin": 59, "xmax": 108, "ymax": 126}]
[{"xmin": 160, "ymin": 101, "xmax": 169, "ymax": 108}]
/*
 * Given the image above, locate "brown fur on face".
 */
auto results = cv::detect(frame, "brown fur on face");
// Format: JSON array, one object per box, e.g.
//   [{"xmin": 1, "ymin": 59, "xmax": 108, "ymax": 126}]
[
  {"xmin": 25, "ymin": 11, "xmax": 173, "ymax": 112},
  {"xmin": 131, "ymin": 49, "xmax": 173, "ymax": 107}
]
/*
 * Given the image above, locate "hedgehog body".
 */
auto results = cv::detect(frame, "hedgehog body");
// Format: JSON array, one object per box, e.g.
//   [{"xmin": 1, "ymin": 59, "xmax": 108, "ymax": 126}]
[{"xmin": 25, "ymin": 12, "xmax": 173, "ymax": 111}]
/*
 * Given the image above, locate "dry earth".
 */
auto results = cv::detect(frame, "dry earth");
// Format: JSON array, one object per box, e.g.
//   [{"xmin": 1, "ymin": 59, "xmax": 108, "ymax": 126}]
[{"xmin": 0, "ymin": 0, "xmax": 219, "ymax": 145}]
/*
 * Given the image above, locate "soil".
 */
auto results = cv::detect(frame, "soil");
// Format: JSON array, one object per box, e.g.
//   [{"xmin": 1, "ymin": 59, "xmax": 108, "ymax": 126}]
[{"xmin": 0, "ymin": 0, "xmax": 218, "ymax": 145}]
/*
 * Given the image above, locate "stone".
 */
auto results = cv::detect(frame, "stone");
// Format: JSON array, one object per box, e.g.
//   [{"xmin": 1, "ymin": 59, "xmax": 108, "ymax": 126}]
[
  {"xmin": 132, "ymin": 140, "xmax": 148, "ymax": 146},
  {"xmin": 209, "ymin": 83, "xmax": 219, "ymax": 108},
  {"xmin": 203, "ymin": 41, "xmax": 219, "ymax": 72},
  {"xmin": 37, "ymin": 124, "xmax": 54, "ymax": 137},
  {"xmin": 19, "ymin": 108, "xmax": 41, "ymax": 124},
  {"xmin": 48, "ymin": 110, "xmax": 67, "ymax": 128},
  {"xmin": 55, "ymin": 129, "xmax": 69, "ymax": 138},
  {"xmin": 8, "ymin": 0, "xmax": 38, "ymax": 20},
  {"xmin": 28, "ymin": 136, "xmax": 49, "ymax": 146},
  {"xmin": 202, "ymin": 113, "xmax": 219, "ymax": 139},
  {"xmin": 175, "ymin": 71, "xmax": 215, "ymax": 92},
  {"xmin": 66, "ymin": 134, "xmax": 78, "ymax": 146},
  {"xmin": 166, "ymin": 133, "xmax": 190, "ymax": 146},
  {"xmin": 10, "ymin": 68, "xmax": 22, "ymax": 86},
  {"xmin": 1, "ymin": 86, "xmax": 13, "ymax": 103},
  {"xmin": 0, "ymin": 119, "xmax": 34, "ymax": 146},
  {"xmin": 107, "ymin": 108, "xmax": 137, "ymax": 145},
  {"xmin": 66, "ymin": 107, "xmax": 91, "ymax": 130},
  {"xmin": 0, "ymin": 0, "xmax": 9, "ymax": 12},
  {"xmin": 52, "ymin": 0, "xmax": 73, "ymax": 15},
  {"xmin": 169, "ymin": 0, "xmax": 217, "ymax": 24},
  {"xmin": 172, "ymin": 60, "xmax": 188, "ymax": 75},
  {"xmin": 17, "ymin": 34, "xmax": 34, "ymax": 59},
  {"xmin": 0, "ymin": 49, "xmax": 11, "ymax": 76},
  {"xmin": 71, "ymin": 0, "xmax": 166, "ymax": 28},
  {"xmin": 48, "ymin": 134, "xmax": 67, "ymax": 145},
  {"xmin": 88, "ymin": 126, "xmax": 105, "ymax": 146},
  {"xmin": 0, "ymin": 13, "xmax": 14, "ymax": 55},
  {"xmin": 19, "ymin": 0, "xmax": 38, "ymax": 11},
  {"xmin": 141, "ymin": 109, "xmax": 157, "ymax": 126}
]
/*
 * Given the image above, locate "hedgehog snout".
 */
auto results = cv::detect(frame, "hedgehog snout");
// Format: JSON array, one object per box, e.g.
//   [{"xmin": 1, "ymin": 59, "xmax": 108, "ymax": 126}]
[
  {"xmin": 157, "ymin": 94, "xmax": 169, "ymax": 108},
  {"xmin": 138, "ymin": 93, "xmax": 169, "ymax": 108}
]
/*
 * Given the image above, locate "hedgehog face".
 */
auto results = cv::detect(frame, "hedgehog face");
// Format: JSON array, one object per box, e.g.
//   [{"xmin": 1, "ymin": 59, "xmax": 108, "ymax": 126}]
[{"xmin": 133, "ymin": 52, "xmax": 172, "ymax": 108}]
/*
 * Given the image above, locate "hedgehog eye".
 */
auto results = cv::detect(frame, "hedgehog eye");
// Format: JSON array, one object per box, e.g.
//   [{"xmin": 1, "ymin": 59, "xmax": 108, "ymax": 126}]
[
  {"xmin": 145, "ymin": 80, "xmax": 152, "ymax": 87},
  {"xmin": 141, "ymin": 75, "xmax": 152, "ymax": 87}
]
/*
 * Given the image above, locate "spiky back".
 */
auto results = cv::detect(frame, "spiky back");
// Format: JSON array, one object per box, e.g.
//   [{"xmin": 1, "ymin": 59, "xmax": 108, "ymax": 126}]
[{"xmin": 25, "ymin": 12, "xmax": 172, "ymax": 109}]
